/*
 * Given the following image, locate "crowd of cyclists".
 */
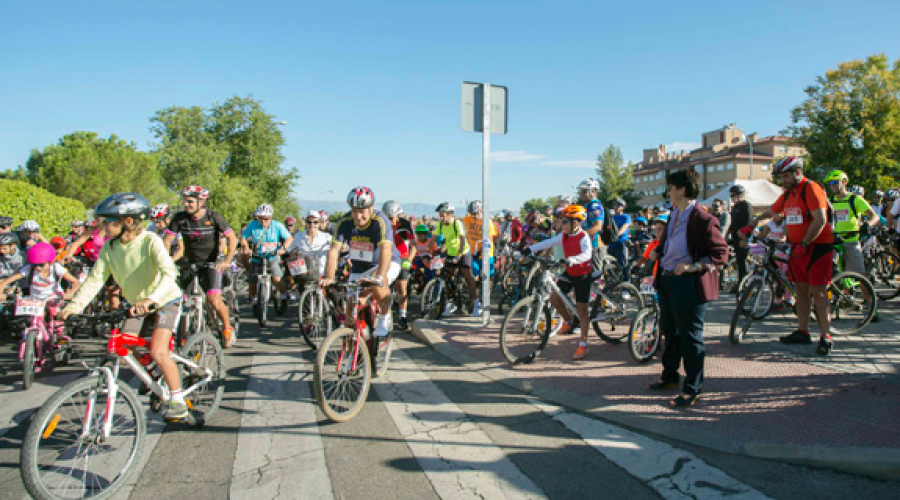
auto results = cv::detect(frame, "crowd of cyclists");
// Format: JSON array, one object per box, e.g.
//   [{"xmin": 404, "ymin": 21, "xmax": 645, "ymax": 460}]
[{"xmin": 1, "ymin": 154, "xmax": 899, "ymax": 420}]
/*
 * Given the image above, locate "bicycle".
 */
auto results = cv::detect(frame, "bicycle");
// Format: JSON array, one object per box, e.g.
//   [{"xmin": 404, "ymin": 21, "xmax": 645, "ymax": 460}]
[
  {"xmin": 249, "ymin": 250, "xmax": 289, "ymax": 328},
  {"xmin": 313, "ymin": 280, "xmax": 393, "ymax": 422},
  {"xmin": 628, "ymin": 276, "xmax": 661, "ymax": 363},
  {"xmin": 862, "ymin": 227, "xmax": 900, "ymax": 300},
  {"xmin": 499, "ymin": 255, "xmax": 643, "ymax": 364},
  {"xmin": 420, "ymin": 254, "xmax": 472, "ymax": 319},
  {"xmin": 178, "ymin": 262, "xmax": 239, "ymax": 348},
  {"xmin": 20, "ymin": 307, "xmax": 225, "ymax": 500},
  {"xmin": 13, "ymin": 296, "xmax": 74, "ymax": 390}
]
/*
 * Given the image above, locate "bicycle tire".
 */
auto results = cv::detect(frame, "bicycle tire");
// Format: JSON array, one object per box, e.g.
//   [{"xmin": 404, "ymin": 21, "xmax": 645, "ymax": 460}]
[
  {"xmin": 729, "ymin": 279, "xmax": 761, "ymax": 344},
  {"xmin": 499, "ymin": 297, "xmax": 550, "ymax": 364},
  {"xmin": 257, "ymin": 283, "xmax": 269, "ymax": 328},
  {"xmin": 179, "ymin": 332, "xmax": 226, "ymax": 426},
  {"xmin": 274, "ymin": 289, "xmax": 289, "ymax": 316},
  {"xmin": 740, "ymin": 276, "xmax": 773, "ymax": 320},
  {"xmin": 314, "ymin": 327, "xmax": 371, "ymax": 422},
  {"xmin": 21, "ymin": 375, "xmax": 145, "ymax": 500},
  {"xmin": 871, "ymin": 251, "xmax": 900, "ymax": 300},
  {"xmin": 22, "ymin": 329, "xmax": 37, "ymax": 390},
  {"xmin": 592, "ymin": 282, "xmax": 644, "ymax": 343},
  {"xmin": 420, "ymin": 279, "xmax": 444, "ymax": 320},
  {"xmin": 299, "ymin": 288, "xmax": 332, "ymax": 350},
  {"xmin": 829, "ymin": 271, "xmax": 876, "ymax": 333},
  {"xmin": 224, "ymin": 289, "xmax": 241, "ymax": 340},
  {"xmin": 628, "ymin": 307, "xmax": 660, "ymax": 363},
  {"xmin": 523, "ymin": 264, "xmax": 541, "ymax": 296}
]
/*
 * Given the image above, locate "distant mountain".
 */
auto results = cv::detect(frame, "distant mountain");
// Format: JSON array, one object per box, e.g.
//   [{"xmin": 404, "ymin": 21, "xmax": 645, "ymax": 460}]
[{"xmin": 297, "ymin": 200, "xmax": 437, "ymax": 218}]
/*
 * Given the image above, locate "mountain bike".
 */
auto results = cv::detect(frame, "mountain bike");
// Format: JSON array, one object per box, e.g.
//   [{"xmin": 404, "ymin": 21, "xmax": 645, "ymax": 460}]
[
  {"xmin": 178, "ymin": 262, "xmax": 239, "ymax": 348},
  {"xmin": 20, "ymin": 307, "xmax": 225, "ymax": 500},
  {"xmin": 420, "ymin": 255, "xmax": 472, "ymax": 319},
  {"xmin": 628, "ymin": 276, "xmax": 661, "ymax": 363},
  {"xmin": 250, "ymin": 251, "xmax": 289, "ymax": 328},
  {"xmin": 313, "ymin": 279, "xmax": 393, "ymax": 422}
]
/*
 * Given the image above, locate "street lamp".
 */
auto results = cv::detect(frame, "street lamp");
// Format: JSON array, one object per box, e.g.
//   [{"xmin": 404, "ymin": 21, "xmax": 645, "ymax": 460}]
[{"xmin": 743, "ymin": 132, "xmax": 755, "ymax": 180}]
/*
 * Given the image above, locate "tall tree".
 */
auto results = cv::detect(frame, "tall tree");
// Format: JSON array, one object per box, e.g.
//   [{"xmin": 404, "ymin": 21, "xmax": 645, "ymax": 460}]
[
  {"xmin": 595, "ymin": 145, "xmax": 638, "ymax": 207},
  {"xmin": 520, "ymin": 196, "xmax": 557, "ymax": 217},
  {"xmin": 786, "ymin": 54, "xmax": 900, "ymax": 191},
  {"xmin": 24, "ymin": 132, "xmax": 173, "ymax": 208}
]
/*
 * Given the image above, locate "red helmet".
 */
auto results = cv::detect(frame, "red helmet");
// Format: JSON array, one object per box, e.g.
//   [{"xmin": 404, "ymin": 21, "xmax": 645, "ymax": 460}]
[
  {"xmin": 347, "ymin": 186, "xmax": 375, "ymax": 209},
  {"xmin": 181, "ymin": 185, "xmax": 210, "ymax": 199},
  {"xmin": 773, "ymin": 156, "xmax": 803, "ymax": 175},
  {"xmin": 50, "ymin": 236, "xmax": 67, "ymax": 250},
  {"xmin": 285, "ymin": 216, "xmax": 297, "ymax": 225},
  {"xmin": 150, "ymin": 203, "xmax": 170, "ymax": 220}
]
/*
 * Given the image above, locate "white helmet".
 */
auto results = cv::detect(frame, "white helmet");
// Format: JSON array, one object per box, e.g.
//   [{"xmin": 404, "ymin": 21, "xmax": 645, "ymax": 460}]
[
  {"xmin": 468, "ymin": 200, "xmax": 483, "ymax": 215},
  {"xmin": 557, "ymin": 194, "xmax": 574, "ymax": 205},
  {"xmin": 150, "ymin": 203, "xmax": 170, "ymax": 220},
  {"xmin": 849, "ymin": 185, "xmax": 865, "ymax": 196},
  {"xmin": 577, "ymin": 178, "xmax": 600, "ymax": 192},
  {"xmin": 382, "ymin": 200, "xmax": 403, "ymax": 217},
  {"xmin": 18, "ymin": 220, "xmax": 40, "ymax": 232},
  {"xmin": 255, "ymin": 204, "xmax": 275, "ymax": 218},
  {"xmin": 436, "ymin": 202, "xmax": 455, "ymax": 213}
]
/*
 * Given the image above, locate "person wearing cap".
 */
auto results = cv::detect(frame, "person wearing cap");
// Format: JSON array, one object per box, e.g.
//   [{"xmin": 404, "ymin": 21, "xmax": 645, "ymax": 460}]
[
  {"xmin": 728, "ymin": 184, "xmax": 751, "ymax": 288},
  {"xmin": 608, "ymin": 198, "xmax": 632, "ymax": 281},
  {"xmin": 288, "ymin": 210, "xmax": 333, "ymax": 279}
]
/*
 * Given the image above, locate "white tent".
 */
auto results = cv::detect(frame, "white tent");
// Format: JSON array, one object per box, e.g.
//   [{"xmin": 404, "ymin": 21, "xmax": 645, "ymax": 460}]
[{"xmin": 700, "ymin": 179, "xmax": 782, "ymax": 209}]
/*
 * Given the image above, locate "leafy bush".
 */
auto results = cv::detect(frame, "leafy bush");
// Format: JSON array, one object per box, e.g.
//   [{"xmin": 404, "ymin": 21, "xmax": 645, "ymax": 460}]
[{"xmin": 0, "ymin": 180, "xmax": 87, "ymax": 237}]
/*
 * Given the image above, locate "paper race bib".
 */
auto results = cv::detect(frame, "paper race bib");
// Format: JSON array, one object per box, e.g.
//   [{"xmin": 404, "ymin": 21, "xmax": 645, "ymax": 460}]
[
  {"xmin": 260, "ymin": 242, "xmax": 278, "ymax": 253},
  {"xmin": 785, "ymin": 207, "xmax": 803, "ymax": 225},
  {"xmin": 431, "ymin": 257, "xmax": 444, "ymax": 270},
  {"xmin": 349, "ymin": 241, "xmax": 375, "ymax": 262},
  {"xmin": 16, "ymin": 298, "xmax": 45, "ymax": 317},
  {"xmin": 287, "ymin": 258, "xmax": 308, "ymax": 276},
  {"xmin": 835, "ymin": 209, "xmax": 850, "ymax": 223},
  {"xmin": 639, "ymin": 277, "xmax": 655, "ymax": 293}
]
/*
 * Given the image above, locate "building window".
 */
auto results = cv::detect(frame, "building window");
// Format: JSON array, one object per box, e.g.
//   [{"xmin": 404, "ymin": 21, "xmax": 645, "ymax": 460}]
[
  {"xmin": 779, "ymin": 146, "xmax": 787, "ymax": 154},
  {"xmin": 727, "ymin": 163, "xmax": 734, "ymax": 170},
  {"xmin": 717, "ymin": 165, "xmax": 724, "ymax": 171},
  {"xmin": 708, "ymin": 183, "xmax": 715, "ymax": 190},
  {"xmin": 762, "ymin": 165, "xmax": 769, "ymax": 170},
  {"xmin": 716, "ymin": 182, "xmax": 724, "ymax": 188},
  {"xmin": 707, "ymin": 165, "xmax": 715, "ymax": 173}
]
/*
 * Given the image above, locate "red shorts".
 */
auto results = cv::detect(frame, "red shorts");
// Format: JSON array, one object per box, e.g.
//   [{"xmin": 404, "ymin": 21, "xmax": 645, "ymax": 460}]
[{"xmin": 787, "ymin": 244, "xmax": 833, "ymax": 286}]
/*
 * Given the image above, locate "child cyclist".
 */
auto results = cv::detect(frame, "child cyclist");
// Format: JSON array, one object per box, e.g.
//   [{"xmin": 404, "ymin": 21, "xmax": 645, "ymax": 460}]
[
  {"xmin": 520, "ymin": 205, "xmax": 595, "ymax": 361},
  {"xmin": 58, "ymin": 193, "xmax": 188, "ymax": 420}
]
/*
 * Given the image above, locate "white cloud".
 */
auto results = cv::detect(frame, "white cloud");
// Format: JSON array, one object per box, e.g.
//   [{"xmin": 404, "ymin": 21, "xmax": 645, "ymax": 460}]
[
  {"xmin": 490, "ymin": 150, "xmax": 546, "ymax": 162},
  {"xmin": 538, "ymin": 160, "xmax": 596, "ymax": 169},
  {"xmin": 666, "ymin": 142, "xmax": 701, "ymax": 152}
]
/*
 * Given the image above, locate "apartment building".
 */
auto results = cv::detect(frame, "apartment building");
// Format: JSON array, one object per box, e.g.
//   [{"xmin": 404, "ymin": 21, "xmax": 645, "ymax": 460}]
[{"xmin": 632, "ymin": 124, "xmax": 806, "ymax": 206}]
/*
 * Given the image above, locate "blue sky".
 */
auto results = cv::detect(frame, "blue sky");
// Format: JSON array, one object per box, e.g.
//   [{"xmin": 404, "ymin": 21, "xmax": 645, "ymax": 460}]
[{"xmin": 2, "ymin": 0, "xmax": 899, "ymax": 213}]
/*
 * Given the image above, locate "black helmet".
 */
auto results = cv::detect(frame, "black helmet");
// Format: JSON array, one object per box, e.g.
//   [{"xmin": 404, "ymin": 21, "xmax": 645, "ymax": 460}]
[
  {"xmin": 729, "ymin": 184, "xmax": 746, "ymax": 195},
  {"xmin": 94, "ymin": 192, "xmax": 152, "ymax": 220},
  {"xmin": 0, "ymin": 232, "xmax": 17, "ymax": 245}
]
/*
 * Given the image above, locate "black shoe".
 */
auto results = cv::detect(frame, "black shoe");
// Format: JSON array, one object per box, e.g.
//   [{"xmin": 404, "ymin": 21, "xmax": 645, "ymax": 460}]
[
  {"xmin": 397, "ymin": 317, "xmax": 409, "ymax": 331},
  {"xmin": 780, "ymin": 330, "xmax": 812, "ymax": 345},
  {"xmin": 648, "ymin": 380, "xmax": 679, "ymax": 390},
  {"xmin": 671, "ymin": 393, "xmax": 701, "ymax": 407},
  {"xmin": 817, "ymin": 335, "xmax": 834, "ymax": 356}
]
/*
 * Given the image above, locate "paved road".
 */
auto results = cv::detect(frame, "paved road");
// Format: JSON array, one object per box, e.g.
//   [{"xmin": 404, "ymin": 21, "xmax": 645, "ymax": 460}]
[{"xmin": 0, "ymin": 300, "xmax": 896, "ymax": 499}]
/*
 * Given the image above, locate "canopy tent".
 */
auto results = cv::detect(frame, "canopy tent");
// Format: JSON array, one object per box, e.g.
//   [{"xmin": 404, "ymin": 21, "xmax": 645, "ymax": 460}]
[{"xmin": 699, "ymin": 179, "xmax": 782, "ymax": 209}]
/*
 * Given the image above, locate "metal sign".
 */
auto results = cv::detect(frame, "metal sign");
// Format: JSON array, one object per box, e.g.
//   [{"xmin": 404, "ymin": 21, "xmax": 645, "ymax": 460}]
[{"xmin": 461, "ymin": 82, "xmax": 508, "ymax": 135}]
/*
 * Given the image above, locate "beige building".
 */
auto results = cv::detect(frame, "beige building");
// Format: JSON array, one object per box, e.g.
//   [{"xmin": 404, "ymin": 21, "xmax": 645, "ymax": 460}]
[{"xmin": 632, "ymin": 124, "xmax": 806, "ymax": 206}]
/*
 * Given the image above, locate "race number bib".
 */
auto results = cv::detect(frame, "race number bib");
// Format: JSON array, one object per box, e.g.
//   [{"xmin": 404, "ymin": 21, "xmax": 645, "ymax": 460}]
[
  {"xmin": 835, "ymin": 209, "xmax": 850, "ymax": 223},
  {"xmin": 349, "ymin": 241, "xmax": 375, "ymax": 262},
  {"xmin": 260, "ymin": 242, "xmax": 278, "ymax": 253},
  {"xmin": 287, "ymin": 258, "xmax": 308, "ymax": 276},
  {"xmin": 16, "ymin": 298, "xmax": 45, "ymax": 317},
  {"xmin": 639, "ymin": 277, "xmax": 655, "ymax": 293},
  {"xmin": 431, "ymin": 256, "xmax": 444, "ymax": 270},
  {"xmin": 785, "ymin": 207, "xmax": 803, "ymax": 225}
]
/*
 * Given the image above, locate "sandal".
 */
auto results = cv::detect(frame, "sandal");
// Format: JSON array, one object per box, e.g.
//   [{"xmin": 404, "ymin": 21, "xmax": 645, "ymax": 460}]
[{"xmin": 671, "ymin": 393, "xmax": 701, "ymax": 407}]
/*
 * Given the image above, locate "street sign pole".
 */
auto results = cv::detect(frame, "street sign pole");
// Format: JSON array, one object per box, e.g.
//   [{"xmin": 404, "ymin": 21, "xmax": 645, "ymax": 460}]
[{"xmin": 480, "ymin": 84, "xmax": 491, "ymax": 326}]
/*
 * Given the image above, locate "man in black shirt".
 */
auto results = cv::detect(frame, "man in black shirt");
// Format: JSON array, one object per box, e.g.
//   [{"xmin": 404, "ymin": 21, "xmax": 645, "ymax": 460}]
[{"xmin": 728, "ymin": 185, "xmax": 751, "ymax": 288}]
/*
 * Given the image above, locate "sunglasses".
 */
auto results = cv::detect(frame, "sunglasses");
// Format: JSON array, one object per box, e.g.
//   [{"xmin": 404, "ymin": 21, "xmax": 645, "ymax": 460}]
[
  {"xmin": 826, "ymin": 181, "xmax": 840, "ymax": 186},
  {"xmin": 258, "ymin": 217, "xmax": 272, "ymax": 222},
  {"xmin": 305, "ymin": 220, "xmax": 318, "ymax": 224}
]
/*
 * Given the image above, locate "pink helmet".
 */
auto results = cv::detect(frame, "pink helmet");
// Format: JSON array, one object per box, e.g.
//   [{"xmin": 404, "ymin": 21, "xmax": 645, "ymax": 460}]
[{"xmin": 27, "ymin": 242, "xmax": 57, "ymax": 265}]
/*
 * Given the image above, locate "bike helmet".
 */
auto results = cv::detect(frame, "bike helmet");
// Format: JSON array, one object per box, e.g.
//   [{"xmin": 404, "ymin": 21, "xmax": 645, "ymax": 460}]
[
  {"xmin": 501, "ymin": 208, "xmax": 513, "ymax": 218},
  {"xmin": 18, "ymin": 220, "xmax": 40, "ymax": 232},
  {"xmin": 382, "ymin": 200, "xmax": 403, "ymax": 217},
  {"xmin": 414, "ymin": 224, "xmax": 429, "ymax": 234},
  {"xmin": 50, "ymin": 236, "xmax": 67, "ymax": 250},
  {"xmin": 347, "ymin": 186, "xmax": 375, "ymax": 209},
  {"xmin": 824, "ymin": 169, "xmax": 849, "ymax": 183},
  {"xmin": 86, "ymin": 218, "xmax": 98, "ymax": 228},
  {"xmin": 27, "ymin": 242, "xmax": 56, "ymax": 265},
  {"xmin": 559, "ymin": 205, "xmax": 586, "ymax": 222},
  {"xmin": 557, "ymin": 194, "xmax": 574, "ymax": 205},
  {"xmin": 467, "ymin": 200, "xmax": 482, "ymax": 215},
  {"xmin": 182, "ymin": 185, "xmax": 210, "ymax": 199},
  {"xmin": 611, "ymin": 197, "xmax": 626, "ymax": 207},
  {"xmin": 94, "ymin": 192, "xmax": 152, "ymax": 220},
  {"xmin": 436, "ymin": 202, "xmax": 455, "ymax": 213},
  {"xmin": 729, "ymin": 184, "xmax": 746, "ymax": 195},
  {"xmin": 0, "ymin": 232, "xmax": 17, "ymax": 245},
  {"xmin": 888, "ymin": 189, "xmax": 900, "ymax": 199},
  {"xmin": 285, "ymin": 216, "xmax": 297, "ymax": 225},
  {"xmin": 71, "ymin": 220, "xmax": 84, "ymax": 227},
  {"xmin": 849, "ymin": 185, "xmax": 865, "ymax": 195},
  {"xmin": 874, "ymin": 190, "xmax": 884, "ymax": 197},
  {"xmin": 255, "ymin": 204, "xmax": 275, "ymax": 218},
  {"xmin": 773, "ymin": 156, "xmax": 803, "ymax": 175},
  {"xmin": 652, "ymin": 214, "xmax": 669, "ymax": 224},
  {"xmin": 577, "ymin": 178, "xmax": 600, "ymax": 192},
  {"xmin": 150, "ymin": 203, "xmax": 170, "ymax": 220},
  {"xmin": 0, "ymin": 216, "xmax": 12, "ymax": 226},
  {"xmin": 634, "ymin": 216, "xmax": 648, "ymax": 225}
]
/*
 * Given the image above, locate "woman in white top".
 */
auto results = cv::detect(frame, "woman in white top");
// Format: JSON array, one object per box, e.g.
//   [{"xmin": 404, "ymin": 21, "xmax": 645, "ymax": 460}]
[{"xmin": 288, "ymin": 210, "xmax": 333, "ymax": 277}]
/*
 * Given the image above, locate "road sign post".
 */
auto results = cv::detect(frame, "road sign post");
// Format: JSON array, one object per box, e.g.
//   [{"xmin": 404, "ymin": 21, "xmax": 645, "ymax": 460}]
[{"xmin": 462, "ymin": 82, "xmax": 507, "ymax": 325}]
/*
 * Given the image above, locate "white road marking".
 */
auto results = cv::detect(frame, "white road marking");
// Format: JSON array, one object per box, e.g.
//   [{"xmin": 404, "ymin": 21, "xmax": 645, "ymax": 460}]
[
  {"xmin": 230, "ymin": 352, "xmax": 333, "ymax": 500},
  {"xmin": 527, "ymin": 397, "xmax": 771, "ymax": 500},
  {"xmin": 377, "ymin": 347, "xmax": 546, "ymax": 500}
]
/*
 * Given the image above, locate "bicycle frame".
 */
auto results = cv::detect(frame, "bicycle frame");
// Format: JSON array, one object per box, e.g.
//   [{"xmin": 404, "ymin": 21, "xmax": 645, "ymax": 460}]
[{"xmin": 336, "ymin": 284, "xmax": 379, "ymax": 373}]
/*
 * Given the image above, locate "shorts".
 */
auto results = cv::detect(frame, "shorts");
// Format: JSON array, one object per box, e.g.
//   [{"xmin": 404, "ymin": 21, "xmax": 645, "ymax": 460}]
[
  {"xmin": 349, "ymin": 261, "xmax": 401, "ymax": 287},
  {"xmin": 556, "ymin": 272, "xmax": 594, "ymax": 303},
  {"xmin": 179, "ymin": 263, "xmax": 224, "ymax": 295},
  {"xmin": 472, "ymin": 256, "xmax": 494, "ymax": 279},
  {"xmin": 788, "ymin": 243, "xmax": 833, "ymax": 286},
  {"xmin": 841, "ymin": 241, "xmax": 865, "ymax": 275},
  {"xmin": 397, "ymin": 266, "xmax": 411, "ymax": 281},
  {"xmin": 446, "ymin": 253, "xmax": 473, "ymax": 269},
  {"xmin": 250, "ymin": 256, "xmax": 284, "ymax": 283},
  {"xmin": 121, "ymin": 299, "xmax": 182, "ymax": 335}
]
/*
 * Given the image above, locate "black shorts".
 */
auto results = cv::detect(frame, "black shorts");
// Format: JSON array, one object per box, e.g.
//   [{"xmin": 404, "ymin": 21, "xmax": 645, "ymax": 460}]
[
  {"xmin": 556, "ymin": 272, "xmax": 593, "ymax": 303},
  {"xmin": 447, "ymin": 253, "xmax": 473, "ymax": 269},
  {"xmin": 397, "ymin": 267, "xmax": 410, "ymax": 281},
  {"xmin": 179, "ymin": 263, "xmax": 224, "ymax": 295}
]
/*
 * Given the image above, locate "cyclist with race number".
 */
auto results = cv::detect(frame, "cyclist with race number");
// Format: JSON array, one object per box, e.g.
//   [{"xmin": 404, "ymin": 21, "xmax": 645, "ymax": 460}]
[
  {"xmin": 382, "ymin": 200, "xmax": 416, "ymax": 330},
  {"xmin": 240, "ymin": 203, "xmax": 294, "ymax": 307},
  {"xmin": 322, "ymin": 187, "xmax": 401, "ymax": 337},
  {"xmin": 434, "ymin": 202, "xmax": 478, "ymax": 314}
]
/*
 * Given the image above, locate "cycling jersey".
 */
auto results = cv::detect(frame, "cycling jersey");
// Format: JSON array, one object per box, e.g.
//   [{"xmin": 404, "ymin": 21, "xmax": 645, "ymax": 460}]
[
  {"xmin": 392, "ymin": 217, "xmax": 415, "ymax": 259},
  {"xmin": 242, "ymin": 220, "xmax": 292, "ymax": 259},
  {"xmin": 830, "ymin": 193, "xmax": 872, "ymax": 242},
  {"xmin": 770, "ymin": 177, "xmax": 833, "ymax": 245},
  {"xmin": 462, "ymin": 215, "xmax": 499, "ymax": 257},
  {"xmin": 582, "ymin": 199, "xmax": 604, "ymax": 247},
  {"xmin": 332, "ymin": 210, "xmax": 400, "ymax": 274},
  {"xmin": 18, "ymin": 263, "xmax": 67, "ymax": 301},
  {"xmin": 528, "ymin": 228, "xmax": 593, "ymax": 277},
  {"xmin": 436, "ymin": 218, "xmax": 469, "ymax": 257},
  {"xmin": 167, "ymin": 209, "xmax": 233, "ymax": 263}
]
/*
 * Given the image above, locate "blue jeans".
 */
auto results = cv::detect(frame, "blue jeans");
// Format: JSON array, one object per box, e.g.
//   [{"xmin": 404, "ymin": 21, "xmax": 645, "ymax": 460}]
[{"xmin": 607, "ymin": 242, "xmax": 629, "ymax": 281}]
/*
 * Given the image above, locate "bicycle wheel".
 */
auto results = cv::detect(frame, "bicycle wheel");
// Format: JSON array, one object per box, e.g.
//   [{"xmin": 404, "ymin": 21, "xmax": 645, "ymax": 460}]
[
  {"xmin": 179, "ymin": 332, "xmax": 226, "ymax": 426},
  {"xmin": 257, "ymin": 283, "xmax": 269, "ymax": 328},
  {"xmin": 592, "ymin": 282, "xmax": 644, "ymax": 343},
  {"xmin": 314, "ymin": 327, "xmax": 371, "ymax": 422},
  {"xmin": 22, "ymin": 329, "xmax": 38, "ymax": 390},
  {"xmin": 372, "ymin": 333, "xmax": 393, "ymax": 378},
  {"xmin": 829, "ymin": 271, "xmax": 876, "ymax": 333},
  {"xmin": 21, "ymin": 376, "xmax": 145, "ymax": 500},
  {"xmin": 224, "ymin": 289, "xmax": 241, "ymax": 340},
  {"xmin": 871, "ymin": 251, "xmax": 900, "ymax": 300},
  {"xmin": 499, "ymin": 297, "xmax": 550, "ymax": 364},
  {"xmin": 729, "ymin": 279, "xmax": 761, "ymax": 344},
  {"xmin": 299, "ymin": 288, "xmax": 332, "ymax": 350},
  {"xmin": 628, "ymin": 307, "xmax": 660, "ymax": 363},
  {"xmin": 602, "ymin": 256, "xmax": 623, "ymax": 286},
  {"xmin": 739, "ymin": 276, "xmax": 773, "ymax": 320},
  {"xmin": 274, "ymin": 288, "xmax": 289, "ymax": 316},
  {"xmin": 420, "ymin": 279, "xmax": 444, "ymax": 320},
  {"xmin": 523, "ymin": 264, "xmax": 541, "ymax": 295}
]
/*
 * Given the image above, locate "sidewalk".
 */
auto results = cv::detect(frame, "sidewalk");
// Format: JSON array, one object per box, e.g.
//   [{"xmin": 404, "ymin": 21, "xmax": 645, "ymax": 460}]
[{"xmin": 409, "ymin": 294, "xmax": 900, "ymax": 481}]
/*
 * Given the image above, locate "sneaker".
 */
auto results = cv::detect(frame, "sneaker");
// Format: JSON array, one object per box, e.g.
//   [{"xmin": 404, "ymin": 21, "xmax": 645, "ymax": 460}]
[
  {"xmin": 648, "ymin": 380, "xmax": 679, "ymax": 390},
  {"xmin": 374, "ymin": 315, "xmax": 391, "ymax": 337},
  {"xmin": 780, "ymin": 330, "xmax": 812, "ymax": 345},
  {"xmin": 671, "ymin": 393, "xmax": 701, "ymax": 407},
  {"xmin": 816, "ymin": 335, "xmax": 834, "ymax": 356},
  {"xmin": 397, "ymin": 317, "xmax": 409, "ymax": 331},
  {"xmin": 557, "ymin": 322, "xmax": 576, "ymax": 335},
  {"xmin": 471, "ymin": 299, "xmax": 483, "ymax": 317},
  {"xmin": 163, "ymin": 400, "xmax": 189, "ymax": 421},
  {"xmin": 223, "ymin": 327, "xmax": 237, "ymax": 348},
  {"xmin": 441, "ymin": 303, "xmax": 457, "ymax": 318},
  {"xmin": 572, "ymin": 343, "xmax": 589, "ymax": 360}
]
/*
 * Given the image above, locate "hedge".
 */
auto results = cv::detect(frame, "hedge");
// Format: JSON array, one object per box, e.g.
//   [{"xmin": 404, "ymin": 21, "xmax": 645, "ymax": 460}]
[{"xmin": 0, "ymin": 180, "xmax": 88, "ymax": 238}]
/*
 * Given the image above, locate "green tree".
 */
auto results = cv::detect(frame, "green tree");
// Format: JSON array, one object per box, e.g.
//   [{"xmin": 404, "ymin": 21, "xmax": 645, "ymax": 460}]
[
  {"xmin": 786, "ymin": 54, "xmax": 900, "ymax": 191},
  {"xmin": 151, "ymin": 96, "xmax": 300, "ymax": 225},
  {"xmin": 520, "ymin": 196, "xmax": 556, "ymax": 217},
  {"xmin": 24, "ymin": 132, "xmax": 174, "ymax": 208},
  {"xmin": 595, "ymin": 145, "xmax": 639, "ymax": 207}
]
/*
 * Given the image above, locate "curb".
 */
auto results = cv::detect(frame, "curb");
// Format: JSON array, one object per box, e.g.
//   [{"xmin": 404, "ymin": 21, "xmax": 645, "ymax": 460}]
[{"xmin": 409, "ymin": 318, "xmax": 900, "ymax": 481}]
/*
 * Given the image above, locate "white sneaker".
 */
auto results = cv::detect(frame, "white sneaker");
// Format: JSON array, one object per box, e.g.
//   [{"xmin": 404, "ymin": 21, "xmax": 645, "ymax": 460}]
[
  {"xmin": 288, "ymin": 292, "xmax": 298, "ymax": 301},
  {"xmin": 374, "ymin": 314, "xmax": 391, "ymax": 337},
  {"xmin": 442, "ymin": 303, "xmax": 458, "ymax": 318},
  {"xmin": 471, "ymin": 299, "xmax": 483, "ymax": 317}
]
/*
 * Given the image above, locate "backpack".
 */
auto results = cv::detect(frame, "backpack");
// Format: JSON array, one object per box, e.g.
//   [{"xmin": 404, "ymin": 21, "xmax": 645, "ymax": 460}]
[
  {"xmin": 798, "ymin": 179, "xmax": 836, "ymax": 233},
  {"xmin": 600, "ymin": 207, "xmax": 620, "ymax": 245},
  {"xmin": 828, "ymin": 193, "xmax": 860, "ymax": 221}
]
